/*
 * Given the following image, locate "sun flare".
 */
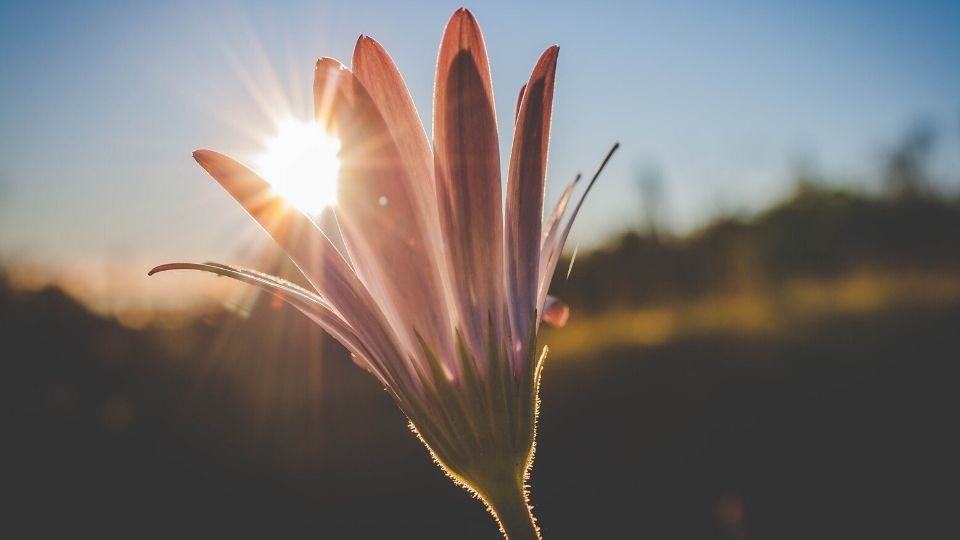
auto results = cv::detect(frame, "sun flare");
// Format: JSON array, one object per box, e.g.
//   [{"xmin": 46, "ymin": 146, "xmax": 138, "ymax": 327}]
[{"xmin": 256, "ymin": 121, "xmax": 341, "ymax": 215}]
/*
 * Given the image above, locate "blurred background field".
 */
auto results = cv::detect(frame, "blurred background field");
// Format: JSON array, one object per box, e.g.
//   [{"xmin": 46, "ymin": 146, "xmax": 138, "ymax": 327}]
[
  {"xmin": 6, "ymin": 159, "xmax": 960, "ymax": 538},
  {"xmin": 3, "ymin": 1, "xmax": 960, "ymax": 538}
]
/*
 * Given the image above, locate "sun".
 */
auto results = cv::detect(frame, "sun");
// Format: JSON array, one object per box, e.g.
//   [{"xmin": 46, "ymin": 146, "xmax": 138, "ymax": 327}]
[{"xmin": 256, "ymin": 120, "xmax": 341, "ymax": 215}]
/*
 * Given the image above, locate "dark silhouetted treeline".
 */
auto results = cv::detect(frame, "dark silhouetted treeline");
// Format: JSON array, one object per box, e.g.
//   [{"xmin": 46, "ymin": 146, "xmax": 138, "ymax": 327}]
[{"xmin": 554, "ymin": 184, "xmax": 960, "ymax": 312}]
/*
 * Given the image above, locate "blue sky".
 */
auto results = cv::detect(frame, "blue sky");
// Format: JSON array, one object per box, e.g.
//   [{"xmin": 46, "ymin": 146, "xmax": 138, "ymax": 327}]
[{"xmin": 1, "ymin": 0, "xmax": 958, "ymax": 270}]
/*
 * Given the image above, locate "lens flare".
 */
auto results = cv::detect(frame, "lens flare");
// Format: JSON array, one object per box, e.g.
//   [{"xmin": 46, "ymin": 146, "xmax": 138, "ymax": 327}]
[{"xmin": 257, "ymin": 121, "xmax": 341, "ymax": 215}]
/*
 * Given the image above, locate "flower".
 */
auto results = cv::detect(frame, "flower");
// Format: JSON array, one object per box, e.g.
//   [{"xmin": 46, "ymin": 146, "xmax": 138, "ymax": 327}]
[{"xmin": 151, "ymin": 8, "xmax": 616, "ymax": 539}]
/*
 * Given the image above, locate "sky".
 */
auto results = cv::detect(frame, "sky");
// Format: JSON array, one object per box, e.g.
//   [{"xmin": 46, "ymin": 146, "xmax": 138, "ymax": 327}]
[{"xmin": 1, "ymin": 0, "xmax": 958, "ymax": 309}]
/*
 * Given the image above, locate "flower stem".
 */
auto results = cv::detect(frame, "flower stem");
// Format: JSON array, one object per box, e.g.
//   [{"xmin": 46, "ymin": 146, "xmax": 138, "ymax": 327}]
[{"xmin": 484, "ymin": 479, "xmax": 540, "ymax": 540}]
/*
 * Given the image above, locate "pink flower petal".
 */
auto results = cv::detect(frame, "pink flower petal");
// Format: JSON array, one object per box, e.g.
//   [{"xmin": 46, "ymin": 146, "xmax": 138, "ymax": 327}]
[
  {"xmin": 352, "ymin": 36, "xmax": 439, "ymax": 245},
  {"xmin": 148, "ymin": 262, "xmax": 388, "ymax": 380},
  {"xmin": 538, "ymin": 173, "xmax": 579, "ymax": 310},
  {"xmin": 538, "ymin": 144, "xmax": 619, "ymax": 314},
  {"xmin": 433, "ymin": 8, "xmax": 506, "ymax": 357},
  {"xmin": 190, "ymin": 149, "xmax": 415, "ymax": 389},
  {"xmin": 506, "ymin": 46, "xmax": 559, "ymax": 357},
  {"xmin": 515, "ymin": 83, "xmax": 527, "ymax": 122},
  {"xmin": 315, "ymin": 58, "xmax": 454, "ymax": 373}
]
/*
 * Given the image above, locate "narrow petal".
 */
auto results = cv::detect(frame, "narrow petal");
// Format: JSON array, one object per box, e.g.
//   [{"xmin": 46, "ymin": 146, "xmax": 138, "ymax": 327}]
[
  {"xmin": 317, "ymin": 206, "xmax": 351, "ymax": 267},
  {"xmin": 506, "ymin": 46, "xmax": 559, "ymax": 358},
  {"xmin": 537, "ymin": 172, "xmax": 580, "ymax": 309},
  {"xmin": 315, "ymin": 58, "xmax": 454, "ymax": 371},
  {"xmin": 541, "ymin": 295, "xmax": 569, "ymax": 327},
  {"xmin": 433, "ymin": 8, "xmax": 505, "ymax": 355},
  {"xmin": 352, "ymin": 36, "xmax": 453, "ymax": 326},
  {"xmin": 537, "ymin": 144, "xmax": 619, "ymax": 314},
  {"xmin": 352, "ymin": 36, "xmax": 438, "ymax": 231},
  {"xmin": 191, "ymin": 150, "xmax": 411, "ymax": 385},
  {"xmin": 515, "ymin": 83, "xmax": 526, "ymax": 122},
  {"xmin": 148, "ymin": 262, "xmax": 383, "ymax": 378}
]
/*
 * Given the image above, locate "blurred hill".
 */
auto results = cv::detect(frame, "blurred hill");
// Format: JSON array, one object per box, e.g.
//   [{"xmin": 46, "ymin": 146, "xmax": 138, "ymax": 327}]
[
  {"xmin": 553, "ymin": 183, "xmax": 960, "ymax": 312},
  {"xmin": 543, "ymin": 184, "xmax": 960, "ymax": 360},
  {"xmin": 553, "ymin": 119, "xmax": 960, "ymax": 318}
]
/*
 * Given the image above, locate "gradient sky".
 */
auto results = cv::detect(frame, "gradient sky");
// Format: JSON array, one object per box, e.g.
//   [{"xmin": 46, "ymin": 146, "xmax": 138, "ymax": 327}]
[{"xmin": 1, "ymin": 0, "xmax": 958, "ymax": 271}]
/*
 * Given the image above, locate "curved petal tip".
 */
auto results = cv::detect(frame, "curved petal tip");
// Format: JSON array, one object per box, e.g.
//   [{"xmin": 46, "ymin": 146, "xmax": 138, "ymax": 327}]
[
  {"xmin": 149, "ymin": 262, "xmax": 227, "ymax": 277},
  {"xmin": 445, "ymin": 7, "xmax": 481, "ymax": 37},
  {"xmin": 148, "ymin": 263, "xmax": 191, "ymax": 276},
  {"xmin": 192, "ymin": 149, "xmax": 214, "ymax": 165},
  {"xmin": 315, "ymin": 56, "xmax": 347, "ymax": 72},
  {"xmin": 355, "ymin": 34, "xmax": 378, "ymax": 51},
  {"xmin": 353, "ymin": 34, "xmax": 387, "ymax": 65}
]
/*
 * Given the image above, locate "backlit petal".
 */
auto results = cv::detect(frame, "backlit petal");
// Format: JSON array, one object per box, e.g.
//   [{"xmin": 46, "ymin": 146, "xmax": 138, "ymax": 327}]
[
  {"xmin": 506, "ymin": 46, "xmax": 559, "ymax": 359},
  {"xmin": 315, "ymin": 58, "xmax": 454, "ymax": 372},
  {"xmin": 515, "ymin": 83, "xmax": 526, "ymax": 122},
  {"xmin": 537, "ymin": 144, "xmax": 619, "ymax": 315},
  {"xmin": 191, "ymin": 150, "xmax": 412, "ymax": 386},
  {"xmin": 352, "ymin": 36, "xmax": 438, "ymax": 233},
  {"xmin": 538, "ymin": 173, "xmax": 579, "ymax": 309},
  {"xmin": 148, "ymin": 262, "xmax": 385, "ymax": 379},
  {"xmin": 433, "ymin": 8, "xmax": 505, "ymax": 356}
]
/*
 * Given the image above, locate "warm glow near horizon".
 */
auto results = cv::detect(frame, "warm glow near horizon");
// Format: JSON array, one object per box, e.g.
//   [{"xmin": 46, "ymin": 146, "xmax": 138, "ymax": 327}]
[{"xmin": 257, "ymin": 121, "xmax": 341, "ymax": 215}]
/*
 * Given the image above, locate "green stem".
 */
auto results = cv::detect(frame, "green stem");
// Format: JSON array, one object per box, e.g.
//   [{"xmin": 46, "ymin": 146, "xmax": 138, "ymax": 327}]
[{"xmin": 484, "ymin": 479, "xmax": 540, "ymax": 540}]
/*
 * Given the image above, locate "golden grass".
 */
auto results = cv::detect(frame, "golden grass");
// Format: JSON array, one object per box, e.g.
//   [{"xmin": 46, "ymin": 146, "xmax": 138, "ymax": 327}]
[{"xmin": 542, "ymin": 268, "xmax": 960, "ymax": 360}]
